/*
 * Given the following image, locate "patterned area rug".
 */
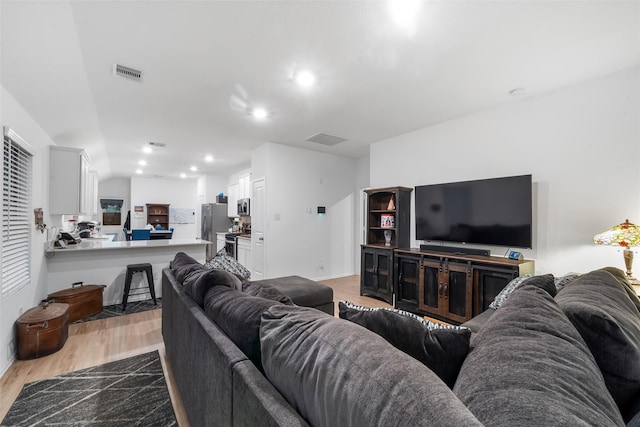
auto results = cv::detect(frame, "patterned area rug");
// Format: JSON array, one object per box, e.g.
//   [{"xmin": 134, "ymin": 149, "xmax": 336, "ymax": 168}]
[
  {"xmin": 75, "ymin": 298, "xmax": 162, "ymax": 323},
  {"xmin": 1, "ymin": 351, "xmax": 177, "ymax": 426}
]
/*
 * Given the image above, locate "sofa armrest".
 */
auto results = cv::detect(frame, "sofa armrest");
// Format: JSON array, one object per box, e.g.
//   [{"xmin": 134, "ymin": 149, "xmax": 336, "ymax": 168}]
[
  {"xmin": 162, "ymin": 268, "xmax": 248, "ymax": 426},
  {"xmin": 232, "ymin": 360, "xmax": 309, "ymax": 427}
]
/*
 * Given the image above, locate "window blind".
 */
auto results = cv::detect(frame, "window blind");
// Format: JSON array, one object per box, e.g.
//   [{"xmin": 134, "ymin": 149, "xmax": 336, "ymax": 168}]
[{"xmin": 2, "ymin": 129, "xmax": 33, "ymax": 296}]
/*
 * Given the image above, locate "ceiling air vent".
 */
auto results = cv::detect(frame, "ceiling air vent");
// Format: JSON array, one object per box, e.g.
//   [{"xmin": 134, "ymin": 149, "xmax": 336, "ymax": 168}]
[
  {"xmin": 305, "ymin": 133, "xmax": 347, "ymax": 147},
  {"xmin": 113, "ymin": 63, "xmax": 143, "ymax": 82}
]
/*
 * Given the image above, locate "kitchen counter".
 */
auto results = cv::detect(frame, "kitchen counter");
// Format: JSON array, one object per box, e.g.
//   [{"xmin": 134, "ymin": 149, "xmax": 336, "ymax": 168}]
[
  {"xmin": 46, "ymin": 238, "xmax": 209, "ymax": 254},
  {"xmin": 46, "ymin": 238, "xmax": 210, "ymax": 305}
]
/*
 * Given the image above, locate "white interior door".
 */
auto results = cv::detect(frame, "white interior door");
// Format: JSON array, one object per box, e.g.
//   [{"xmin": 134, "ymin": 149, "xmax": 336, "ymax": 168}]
[{"xmin": 252, "ymin": 178, "xmax": 266, "ymax": 280}]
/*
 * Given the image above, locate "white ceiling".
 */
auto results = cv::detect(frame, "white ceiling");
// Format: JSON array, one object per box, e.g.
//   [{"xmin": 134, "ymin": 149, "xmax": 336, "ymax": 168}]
[{"xmin": 2, "ymin": 1, "xmax": 639, "ymax": 180}]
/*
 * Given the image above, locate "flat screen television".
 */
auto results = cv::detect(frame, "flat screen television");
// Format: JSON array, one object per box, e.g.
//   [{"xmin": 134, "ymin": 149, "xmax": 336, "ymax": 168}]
[{"xmin": 415, "ymin": 174, "xmax": 532, "ymax": 248}]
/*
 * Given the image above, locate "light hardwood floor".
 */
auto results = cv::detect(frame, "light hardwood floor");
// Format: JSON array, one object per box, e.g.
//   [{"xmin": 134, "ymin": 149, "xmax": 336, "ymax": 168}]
[{"xmin": 0, "ymin": 275, "xmax": 394, "ymax": 425}]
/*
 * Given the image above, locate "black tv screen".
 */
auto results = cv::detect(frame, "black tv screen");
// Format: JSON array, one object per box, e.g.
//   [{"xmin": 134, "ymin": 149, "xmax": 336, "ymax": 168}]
[{"xmin": 415, "ymin": 175, "xmax": 532, "ymax": 248}]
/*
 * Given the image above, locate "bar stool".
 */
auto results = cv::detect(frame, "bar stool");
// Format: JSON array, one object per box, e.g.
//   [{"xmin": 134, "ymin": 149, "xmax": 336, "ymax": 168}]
[{"xmin": 122, "ymin": 263, "xmax": 157, "ymax": 311}]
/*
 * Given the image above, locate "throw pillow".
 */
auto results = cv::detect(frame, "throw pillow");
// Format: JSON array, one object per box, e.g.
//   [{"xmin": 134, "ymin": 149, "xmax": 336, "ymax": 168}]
[
  {"xmin": 242, "ymin": 282, "xmax": 295, "ymax": 305},
  {"xmin": 170, "ymin": 251, "xmax": 207, "ymax": 284},
  {"xmin": 205, "ymin": 248, "xmax": 251, "ymax": 280},
  {"xmin": 488, "ymin": 274, "xmax": 532, "ymax": 309},
  {"xmin": 260, "ymin": 305, "xmax": 483, "ymax": 427},
  {"xmin": 554, "ymin": 273, "xmax": 580, "ymax": 291},
  {"xmin": 338, "ymin": 301, "xmax": 470, "ymax": 388},
  {"xmin": 203, "ymin": 286, "xmax": 281, "ymax": 371},
  {"xmin": 556, "ymin": 269, "xmax": 640, "ymax": 423},
  {"xmin": 453, "ymin": 277, "xmax": 624, "ymax": 427},
  {"xmin": 183, "ymin": 268, "xmax": 241, "ymax": 307}
]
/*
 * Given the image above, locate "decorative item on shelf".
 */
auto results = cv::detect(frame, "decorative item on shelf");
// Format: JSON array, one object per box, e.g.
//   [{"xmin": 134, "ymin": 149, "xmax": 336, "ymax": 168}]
[
  {"xmin": 594, "ymin": 219, "xmax": 640, "ymax": 284},
  {"xmin": 387, "ymin": 196, "xmax": 395, "ymax": 211},
  {"xmin": 384, "ymin": 230, "xmax": 392, "ymax": 246},
  {"xmin": 34, "ymin": 208, "xmax": 46, "ymax": 233},
  {"xmin": 380, "ymin": 214, "xmax": 395, "ymax": 228}
]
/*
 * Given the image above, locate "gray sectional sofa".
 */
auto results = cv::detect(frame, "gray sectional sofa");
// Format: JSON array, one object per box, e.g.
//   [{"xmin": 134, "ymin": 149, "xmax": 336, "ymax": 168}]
[{"xmin": 162, "ymin": 253, "xmax": 640, "ymax": 427}]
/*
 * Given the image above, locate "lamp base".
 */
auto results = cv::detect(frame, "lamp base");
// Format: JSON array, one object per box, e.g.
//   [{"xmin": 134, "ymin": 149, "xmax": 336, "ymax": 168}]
[{"xmin": 627, "ymin": 276, "xmax": 640, "ymax": 286}]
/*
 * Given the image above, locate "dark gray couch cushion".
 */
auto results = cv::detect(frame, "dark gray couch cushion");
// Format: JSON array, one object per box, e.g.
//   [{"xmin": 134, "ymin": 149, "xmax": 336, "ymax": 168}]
[
  {"xmin": 250, "ymin": 275, "xmax": 333, "ymax": 308},
  {"xmin": 204, "ymin": 286, "xmax": 281, "ymax": 370},
  {"xmin": 453, "ymin": 276, "xmax": 625, "ymax": 427},
  {"xmin": 183, "ymin": 268, "xmax": 241, "ymax": 307},
  {"xmin": 169, "ymin": 251, "xmax": 207, "ymax": 284},
  {"xmin": 338, "ymin": 300, "xmax": 470, "ymax": 388},
  {"xmin": 461, "ymin": 308, "xmax": 495, "ymax": 334},
  {"xmin": 600, "ymin": 266, "xmax": 640, "ymax": 313},
  {"xmin": 556, "ymin": 269, "xmax": 640, "ymax": 422},
  {"xmin": 242, "ymin": 281, "xmax": 295, "ymax": 305},
  {"xmin": 260, "ymin": 305, "xmax": 483, "ymax": 427}
]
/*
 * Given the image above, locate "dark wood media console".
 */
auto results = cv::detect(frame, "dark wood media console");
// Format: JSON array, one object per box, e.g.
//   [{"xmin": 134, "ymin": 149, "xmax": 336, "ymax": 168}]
[{"xmin": 394, "ymin": 248, "xmax": 535, "ymax": 324}]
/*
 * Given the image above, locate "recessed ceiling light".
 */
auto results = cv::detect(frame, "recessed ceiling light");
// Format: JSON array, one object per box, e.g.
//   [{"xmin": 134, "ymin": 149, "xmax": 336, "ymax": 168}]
[
  {"xmin": 142, "ymin": 146, "xmax": 152, "ymax": 154},
  {"xmin": 295, "ymin": 70, "xmax": 316, "ymax": 87},
  {"xmin": 190, "ymin": 166, "xmax": 198, "ymax": 172},
  {"xmin": 388, "ymin": 0, "xmax": 420, "ymax": 37},
  {"xmin": 180, "ymin": 173, "xmax": 187, "ymax": 178},
  {"xmin": 205, "ymin": 155, "xmax": 214, "ymax": 162},
  {"xmin": 136, "ymin": 169, "xmax": 143, "ymax": 174},
  {"xmin": 138, "ymin": 160, "xmax": 147, "ymax": 166},
  {"xmin": 252, "ymin": 108, "xmax": 268, "ymax": 120}
]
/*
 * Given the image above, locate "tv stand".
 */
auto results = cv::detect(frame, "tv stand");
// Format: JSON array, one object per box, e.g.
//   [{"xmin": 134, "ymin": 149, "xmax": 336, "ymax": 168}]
[
  {"xmin": 419, "ymin": 244, "xmax": 490, "ymax": 257},
  {"xmin": 395, "ymin": 248, "xmax": 534, "ymax": 324}
]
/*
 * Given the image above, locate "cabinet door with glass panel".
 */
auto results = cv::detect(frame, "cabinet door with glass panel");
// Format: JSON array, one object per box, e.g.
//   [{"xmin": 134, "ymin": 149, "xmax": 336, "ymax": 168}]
[{"xmin": 418, "ymin": 257, "xmax": 473, "ymax": 324}]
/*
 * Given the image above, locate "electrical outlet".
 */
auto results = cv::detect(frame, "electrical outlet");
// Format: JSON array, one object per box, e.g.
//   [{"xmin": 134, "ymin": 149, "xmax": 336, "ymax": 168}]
[{"xmin": 318, "ymin": 262, "xmax": 324, "ymax": 271}]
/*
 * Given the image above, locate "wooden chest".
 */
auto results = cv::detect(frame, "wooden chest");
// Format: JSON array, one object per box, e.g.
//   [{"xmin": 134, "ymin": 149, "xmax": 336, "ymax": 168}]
[
  {"xmin": 47, "ymin": 283, "xmax": 106, "ymax": 323},
  {"xmin": 16, "ymin": 302, "xmax": 69, "ymax": 360}
]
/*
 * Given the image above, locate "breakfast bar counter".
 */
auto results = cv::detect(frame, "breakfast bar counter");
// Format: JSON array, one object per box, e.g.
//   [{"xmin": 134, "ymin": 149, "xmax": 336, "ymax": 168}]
[
  {"xmin": 46, "ymin": 238, "xmax": 210, "ymax": 306},
  {"xmin": 46, "ymin": 238, "xmax": 208, "ymax": 253}
]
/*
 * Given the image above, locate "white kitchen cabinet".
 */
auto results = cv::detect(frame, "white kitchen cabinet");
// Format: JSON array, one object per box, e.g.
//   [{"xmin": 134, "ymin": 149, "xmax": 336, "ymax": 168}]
[
  {"xmin": 86, "ymin": 170, "xmax": 99, "ymax": 218},
  {"xmin": 216, "ymin": 232, "xmax": 226, "ymax": 252},
  {"xmin": 50, "ymin": 146, "xmax": 94, "ymax": 215},
  {"xmin": 237, "ymin": 237, "xmax": 252, "ymax": 274},
  {"xmin": 227, "ymin": 183, "xmax": 239, "ymax": 217},
  {"xmin": 239, "ymin": 175, "xmax": 252, "ymax": 199}
]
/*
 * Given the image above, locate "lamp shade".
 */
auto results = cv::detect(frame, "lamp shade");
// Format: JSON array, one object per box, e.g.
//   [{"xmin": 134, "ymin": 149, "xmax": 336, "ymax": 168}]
[{"xmin": 593, "ymin": 219, "xmax": 640, "ymax": 247}]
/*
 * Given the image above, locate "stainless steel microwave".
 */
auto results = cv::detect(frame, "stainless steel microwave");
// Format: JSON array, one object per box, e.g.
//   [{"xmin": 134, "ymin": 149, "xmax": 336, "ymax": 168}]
[{"xmin": 237, "ymin": 198, "xmax": 250, "ymax": 216}]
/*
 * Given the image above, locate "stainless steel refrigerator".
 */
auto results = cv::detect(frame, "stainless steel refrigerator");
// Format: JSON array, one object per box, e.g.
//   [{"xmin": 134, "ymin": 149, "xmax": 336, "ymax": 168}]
[{"xmin": 201, "ymin": 203, "xmax": 231, "ymax": 260}]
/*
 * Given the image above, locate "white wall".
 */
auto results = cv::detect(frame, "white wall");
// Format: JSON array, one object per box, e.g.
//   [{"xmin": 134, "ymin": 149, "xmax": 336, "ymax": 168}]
[
  {"xmin": 252, "ymin": 143, "xmax": 357, "ymax": 280},
  {"xmin": 98, "ymin": 177, "xmax": 130, "ymax": 241},
  {"xmin": 354, "ymin": 155, "xmax": 370, "ymax": 273},
  {"xmin": 197, "ymin": 174, "xmax": 228, "ymax": 204},
  {"xmin": 370, "ymin": 66, "xmax": 640, "ymax": 276},
  {"xmin": 0, "ymin": 86, "xmax": 55, "ymax": 375},
  {"xmin": 130, "ymin": 177, "xmax": 199, "ymax": 239}
]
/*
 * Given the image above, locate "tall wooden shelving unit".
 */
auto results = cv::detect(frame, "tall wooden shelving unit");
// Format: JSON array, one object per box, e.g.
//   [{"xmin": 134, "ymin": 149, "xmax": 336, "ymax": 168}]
[
  {"xmin": 147, "ymin": 204, "xmax": 170, "ymax": 230},
  {"xmin": 360, "ymin": 187, "xmax": 412, "ymax": 304}
]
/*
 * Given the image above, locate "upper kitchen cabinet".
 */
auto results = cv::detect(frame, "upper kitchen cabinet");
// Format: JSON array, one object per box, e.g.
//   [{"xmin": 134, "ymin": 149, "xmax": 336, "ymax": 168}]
[
  {"xmin": 227, "ymin": 174, "xmax": 251, "ymax": 217},
  {"xmin": 227, "ymin": 183, "xmax": 239, "ymax": 217},
  {"xmin": 239, "ymin": 175, "xmax": 251, "ymax": 199},
  {"xmin": 49, "ymin": 146, "xmax": 96, "ymax": 215}
]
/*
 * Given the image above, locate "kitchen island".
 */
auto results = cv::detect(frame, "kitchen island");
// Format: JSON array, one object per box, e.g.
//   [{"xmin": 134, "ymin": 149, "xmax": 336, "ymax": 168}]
[{"xmin": 46, "ymin": 238, "xmax": 210, "ymax": 305}]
